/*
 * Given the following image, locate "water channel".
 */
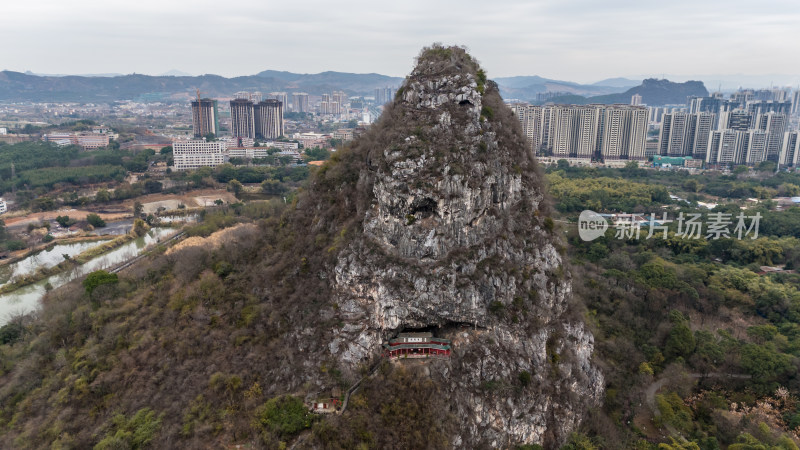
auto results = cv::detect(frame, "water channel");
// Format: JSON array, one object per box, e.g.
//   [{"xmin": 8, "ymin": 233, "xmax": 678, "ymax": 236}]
[{"xmin": 0, "ymin": 227, "xmax": 176, "ymax": 325}]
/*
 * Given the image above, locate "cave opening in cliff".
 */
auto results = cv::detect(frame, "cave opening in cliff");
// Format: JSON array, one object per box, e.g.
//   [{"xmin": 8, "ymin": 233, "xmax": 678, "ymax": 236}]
[
  {"xmin": 394, "ymin": 320, "xmax": 484, "ymax": 339},
  {"xmin": 409, "ymin": 197, "xmax": 437, "ymax": 218}
]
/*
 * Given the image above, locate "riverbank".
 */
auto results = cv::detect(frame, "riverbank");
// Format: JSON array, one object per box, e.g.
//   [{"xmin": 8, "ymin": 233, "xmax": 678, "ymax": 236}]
[
  {"xmin": 0, "ymin": 227, "xmax": 179, "ymax": 325},
  {"xmin": 0, "ymin": 225, "xmax": 167, "ymax": 295},
  {"xmin": 0, "ymin": 235, "xmax": 113, "ymax": 268}
]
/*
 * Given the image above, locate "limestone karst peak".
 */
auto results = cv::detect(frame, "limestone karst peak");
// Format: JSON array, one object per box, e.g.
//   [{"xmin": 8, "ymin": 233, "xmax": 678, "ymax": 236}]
[{"xmin": 326, "ymin": 44, "xmax": 603, "ymax": 447}]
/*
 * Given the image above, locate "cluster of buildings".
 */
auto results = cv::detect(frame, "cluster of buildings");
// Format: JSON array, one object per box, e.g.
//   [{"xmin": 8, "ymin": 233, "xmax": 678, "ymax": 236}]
[
  {"xmin": 176, "ymin": 86, "xmax": 383, "ymax": 171},
  {"xmin": 512, "ymin": 87, "xmax": 800, "ymax": 168},
  {"xmin": 192, "ymin": 91, "xmax": 285, "ymax": 141},
  {"xmin": 171, "ymin": 127, "xmax": 366, "ymax": 171},
  {"xmin": 658, "ymin": 91, "xmax": 796, "ymax": 167},
  {"xmin": 171, "ymin": 139, "xmax": 301, "ymax": 171},
  {"xmin": 176, "ymin": 89, "xmax": 366, "ymax": 170},
  {"xmin": 191, "ymin": 89, "xmax": 383, "ymax": 142},
  {"xmin": 374, "ymin": 87, "xmax": 395, "ymax": 105},
  {"xmin": 511, "ymin": 103, "xmax": 649, "ymax": 164},
  {"xmin": 317, "ymin": 90, "xmax": 382, "ymax": 121},
  {"xmin": 292, "ymin": 93, "xmax": 310, "ymax": 113},
  {"xmin": 319, "ymin": 91, "xmax": 348, "ymax": 116}
]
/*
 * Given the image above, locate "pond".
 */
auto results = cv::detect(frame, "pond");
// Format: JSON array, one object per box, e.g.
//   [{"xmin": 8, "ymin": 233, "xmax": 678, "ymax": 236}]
[
  {"xmin": 0, "ymin": 240, "xmax": 109, "ymax": 286},
  {"xmin": 0, "ymin": 227, "xmax": 177, "ymax": 326}
]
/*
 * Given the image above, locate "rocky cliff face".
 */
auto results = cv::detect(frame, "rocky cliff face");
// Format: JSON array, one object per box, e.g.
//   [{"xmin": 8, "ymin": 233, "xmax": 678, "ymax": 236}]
[{"xmin": 326, "ymin": 45, "xmax": 603, "ymax": 448}]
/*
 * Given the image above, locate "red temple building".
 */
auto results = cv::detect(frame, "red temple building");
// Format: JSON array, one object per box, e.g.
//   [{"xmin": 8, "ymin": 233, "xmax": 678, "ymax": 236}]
[{"xmin": 382, "ymin": 332, "xmax": 451, "ymax": 359}]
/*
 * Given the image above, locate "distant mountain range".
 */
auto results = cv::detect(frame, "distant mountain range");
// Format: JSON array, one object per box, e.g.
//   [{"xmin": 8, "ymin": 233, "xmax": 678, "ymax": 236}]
[
  {"xmin": 544, "ymin": 79, "xmax": 709, "ymax": 106},
  {"xmin": 0, "ymin": 70, "xmax": 405, "ymax": 103},
  {"xmin": 0, "ymin": 69, "xmax": 697, "ymax": 106},
  {"xmin": 254, "ymin": 70, "xmax": 402, "ymax": 92},
  {"xmin": 24, "ymin": 71, "xmax": 126, "ymax": 78},
  {"xmin": 493, "ymin": 76, "xmax": 639, "ymax": 100},
  {"xmin": 641, "ymin": 74, "xmax": 800, "ymax": 91}
]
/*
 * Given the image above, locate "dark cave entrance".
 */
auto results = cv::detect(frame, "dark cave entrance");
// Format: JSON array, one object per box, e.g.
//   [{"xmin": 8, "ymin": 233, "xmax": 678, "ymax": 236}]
[{"xmin": 409, "ymin": 197, "xmax": 438, "ymax": 219}]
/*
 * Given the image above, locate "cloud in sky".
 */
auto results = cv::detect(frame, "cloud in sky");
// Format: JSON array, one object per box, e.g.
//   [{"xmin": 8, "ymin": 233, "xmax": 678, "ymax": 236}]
[{"xmin": 2, "ymin": 0, "xmax": 799, "ymax": 83}]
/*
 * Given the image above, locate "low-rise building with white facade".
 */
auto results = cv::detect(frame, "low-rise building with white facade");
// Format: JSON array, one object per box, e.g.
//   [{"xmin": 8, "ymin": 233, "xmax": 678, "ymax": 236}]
[{"xmin": 172, "ymin": 139, "xmax": 227, "ymax": 170}]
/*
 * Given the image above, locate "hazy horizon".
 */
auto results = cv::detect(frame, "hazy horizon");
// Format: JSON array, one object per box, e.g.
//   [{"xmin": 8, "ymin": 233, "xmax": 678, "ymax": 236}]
[
  {"xmin": 11, "ymin": 69, "xmax": 800, "ymax": 93},
  {"xmin": 2, "ymin": 0, "xmax": 799, "ymax": 88}
]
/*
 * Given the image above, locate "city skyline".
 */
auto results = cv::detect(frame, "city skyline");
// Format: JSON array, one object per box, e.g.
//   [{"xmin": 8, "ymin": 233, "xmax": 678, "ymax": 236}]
[{"xmin": 2, "ymin": 0, "xmax": 799, "ymax": 86}]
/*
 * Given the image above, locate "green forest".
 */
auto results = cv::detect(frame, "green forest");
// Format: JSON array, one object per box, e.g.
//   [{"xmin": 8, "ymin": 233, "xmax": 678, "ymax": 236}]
[
  {"xmin": 0, "ymin": 142, "xmax": 151, "ymax": 193},
  {"xmin": 546, "ymin": 164, "xmax": 800, "ymax": 449}
]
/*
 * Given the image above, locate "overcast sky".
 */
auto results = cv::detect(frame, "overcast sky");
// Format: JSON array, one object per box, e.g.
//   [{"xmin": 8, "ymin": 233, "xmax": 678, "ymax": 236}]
[{"xmin": 2, "ymin": 0, "xmax": 799, "ymax": 85}]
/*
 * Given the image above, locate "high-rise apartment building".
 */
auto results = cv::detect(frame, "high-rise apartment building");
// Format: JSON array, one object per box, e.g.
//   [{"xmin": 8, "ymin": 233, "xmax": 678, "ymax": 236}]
[
  {"xmin": 375, "ymin": 87, "xmax": 395, "ymax": 105},
  {"xmin": 706, "ymin": 130, "xmax": 748, "ymax": 166},
  {"xmin": 744, "ymin": 130, "xmax": 768, "ymax": 165},
  {"xmin": 320, "ymin": 93, "xmax": 332, "ymax": 115},
  {"xmin": 648, "ymin": 106, "xmax": 666, "ymax": 125},
  {"xmin": 659, "ymin": 112, "xmax": 715, "ymax": 158},
  {"xmin": 770, "ymin": 88, "xmax": 790, "ymax": 102},
  {"xmin": 191, "ymin": 98, "xmax": 219, "ymax": 138},
  {"xmin": 231, "ymin": 93, "xmax": 285, "ymax": 140},
  {"xmin": 792, "ymin": 90, "xmax": 800, "ymax": 117},
  {"xmin": 691, "ymin": 113, "xmax": 715, "ymax": 159},
  {"xmin": 254, "ymin": 99, "xmax": 284, "ymax": 139},
  {"xmin": 292, "ymin": 93, "xmax": 309, "ymax": 113},
  {"xmin": 631, "ymin": 94, "xmax": 642, "ymax": 106},
  {"xmin": 747, "ymin": 100, "xmax": 792, "ymax": 116},
  {"xmin": 511, "ymin": 103, "xmax": 647, "ymax": 161},
  {"xmin": 688, "ymin": 97, "xmax": 702, "ymax": 114},
  {"xmin": 781, "ymin": 131, "xmax": 799, "ymax": 166},
  {"xmin": 730, "ymin": 90, "xmax": 754, "ymax": 105},
  {"xmin": 269, "ymin": 92, "xmax": 288, "ymax": 108},
  {"xmin": 705, "ymin": 129, "xmax": 773, "ymax": 166},
  {"xmin": 753, "ymin": 112, "xmax": 787, "ymax": 162},
  {"xmin": 235, "ymin": 91, "xmax": 262, "ymax": 103},
  {"xmin": 317, "ymin": 91, "xmax": 346, "ymax": 116},
  {"xmin": 332, "ymin": 91, "xmax": 348, "ymax": 109},
  {"xmin": 687, "ymin": 96, "xmax": 732, "ymax": 129},
  {"xmin": 230, "ymin": 98, "xmax": 256, "ymax": 139},
  {"xmin": 549, "ymin": 105, "xmax": 601, "ymax": 159},
  {"xmin": 599, "ymin": 105, "xmax": 648, "ymax": 160},
  {"xmin": 720, "ymin": 109, "xmax": 752, "ymax": 131},
  {"xmin": 675, "ymin": 91, "xmax": 800, "ymax": 167},
  {"xmin": 659, "ymin": 112, "xmax": 689, "ymax": 156},
  {"xmin": 510, "ymin": 104, "xmax": 545, "ymax": 153}
]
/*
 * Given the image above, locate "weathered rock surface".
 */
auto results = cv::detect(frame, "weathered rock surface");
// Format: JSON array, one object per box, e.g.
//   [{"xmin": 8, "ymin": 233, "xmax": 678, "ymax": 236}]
[{"xmin": 326, "ymin": 45, "xmax": 603, "ymax": 448}]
